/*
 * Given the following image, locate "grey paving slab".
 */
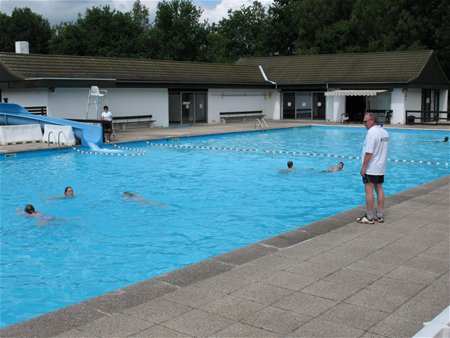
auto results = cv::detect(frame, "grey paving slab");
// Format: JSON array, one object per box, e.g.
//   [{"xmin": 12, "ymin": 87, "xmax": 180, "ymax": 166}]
[
  {"xmin": 129, "ymin": 324, "xmax": 192, "ymax": 337},
  {"xmin": 211, "ymin": 322, "xmax": 278, "ymax": 337},
  {"xmin": 240, "ymin": 305, "xmax": 312, "ymax": 335},
  {"xmin": 403, "ymin": 253, "xmax": 450, "ymax": 274},
  {"xmin": 199, "ymin": 295, "xmax": 264, "ymax": 321},
  {"xmin": 82, "ymin": 279, "xmax": 178, "ymax": 314},
  {"xmin": 0, "ymin": 303, "xmax": 106, "ymax": 338},
  {"xmin": 230, "ymin": 282, "xmax": 293, "ymax": 305},
  {"xmin": 75, "ymin": 313, "xmax": 153, "ymax": 337},
  {"xmin": 365, "ymin": 276, "xmax": 425, "ymax": 299},
  {"xmin": 385, "ymin": 265, "xmax": 441, "ymax": 285},
  {"xmin": 306, "ymin": 251, "xmax": 360, "ymax": 268},
  {"xmin": 346, "ymin": 258, "xmax": 398, "ymax": 277},
  {"xmin": 291, "ymin": 318, "xmax": 365, "ymax": 337},
  {"xmin": 300, "ymin": 279, "xmax": 365, "ymax": 301},
  {"xmin": 399, "ymin": 228, "xmax": 450, "ymax": 247},
  {"xmin": 213, "ymin": 243, "xmax": 278, "ymax": 266},
  {"xmin": 123, "ymin": 298, "xmax": 192, "ymax": 324},
  {"xmin": 155, "ymin": 259, "xmax": 233, "ymax": 287},
  {"xmin": 345, "ymin": 288, "xmax": 409, "ymax": 312},
  {"xmin": 319, "ymin": 303, "xmax": 388, "ymax": 330},
  {"xmin": 380, "ymin": 239, "xmax": 429, "ymax": 258},
  {"xmin": 52, "ymin": 328, "xmax": 100, "ymax": 338},
  {"xmin": 284, "ymin": 260, "xmax": 340, "ymax": 279},
  {"xmin": 161, "ymin": 309, "xmax": 234, "ymax": 337},
  {"xmin": 190, "ymin": 273, "xmax": 254, "ymax": 295},
  {"xmin": 261, "ymin": 270, "xmax": 317, "ymax": 291},
  {"xmin": 162, "ymin": 286, "xmax": 225, "ymax": 308},
  {"xmin": 272, "ymin": 292, "xmax": 338, "ymax": 317},
  {"xmin": 324, "ymin": 242, "xmax": 378, "ymax": 260},
  {"xmin": 322, "ymin": 267, "xmax": 379, "ymax": 289},
  {"xmin": 394, "ymin": 274, "xmax": 450, "ymax": 323},
  {"xmin": 421, "ymin": 240, "xmax": 450, "ymax": 259},
  {"xmin": 369, "ymin": 314, "xmax": 423, "ymax": 338},
  {"xmin": 221, "ymin": 262, "xmax": 282, "ymax": 281}
]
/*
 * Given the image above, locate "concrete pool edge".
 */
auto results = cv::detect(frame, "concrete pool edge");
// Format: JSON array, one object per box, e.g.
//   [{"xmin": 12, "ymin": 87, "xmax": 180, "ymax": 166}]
[{"xmin": 1, "ymin": 174, "xmax": 448, "ymax": 337}]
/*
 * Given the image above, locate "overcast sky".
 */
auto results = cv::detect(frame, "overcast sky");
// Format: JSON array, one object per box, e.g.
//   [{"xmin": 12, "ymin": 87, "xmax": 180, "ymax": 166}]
[{"xmin": 0, "ymin": 0, "xmax": 273, "ymax": 25}]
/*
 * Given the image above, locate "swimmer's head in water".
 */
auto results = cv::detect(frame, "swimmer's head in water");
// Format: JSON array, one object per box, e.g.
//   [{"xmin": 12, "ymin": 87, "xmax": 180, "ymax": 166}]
[
  {"xmin": 64, "ymin": 186, "xmax": 74, "ymax": 196},
  {"xmin": 25, "ymin": 204, "xmax": 35, "ymax": 214},
  {"xmin": 287, "ymin": 161, "xmax": 293, "ymax": 168},
  {"xmin": 338, "ymin": 162, "xmax": 344, "ymax": 168},
  {"xmin": 444, "ymin": 136, "xmax": 449, "ymax": 142},
  {"xmin": 123, "ymin": 191, "xmax": 135, "ymax": 197}
]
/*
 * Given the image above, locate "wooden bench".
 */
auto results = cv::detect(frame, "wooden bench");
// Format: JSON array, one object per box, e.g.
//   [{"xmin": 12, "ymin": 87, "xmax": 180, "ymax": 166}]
[
  {"xmin": 406, "ymin": 110, "xmax": 450, "ymax": 125},
  {"xmin": 220, "ymin": 110, "xmax": 264, "ymax": 122},
  {"xmin": 25, "ymin": 106, "xmax": 47, "ymax": 116},
  {"xmin": 112, "ymin": 115, "xmax": 155, "ymax": 130}
]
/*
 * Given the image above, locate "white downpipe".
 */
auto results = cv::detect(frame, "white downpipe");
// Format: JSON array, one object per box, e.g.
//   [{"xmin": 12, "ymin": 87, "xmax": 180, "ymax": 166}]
[{"xmin": 258, "ymin": 65, "xmax": 277, "ymax": 89}]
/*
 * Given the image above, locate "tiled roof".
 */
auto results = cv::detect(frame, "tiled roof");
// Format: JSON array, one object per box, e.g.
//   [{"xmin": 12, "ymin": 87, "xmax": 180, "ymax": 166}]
[
  {"xmin": 0, "ymin": 53, "xmax": 266, "ymax": 85},
  {"xmin": 1, "ymin": 50, "xmax": 447, "ymax": 87},
  {"xmin": 236, "ymin": 50, "xmax": 437, "ymax": 85}
]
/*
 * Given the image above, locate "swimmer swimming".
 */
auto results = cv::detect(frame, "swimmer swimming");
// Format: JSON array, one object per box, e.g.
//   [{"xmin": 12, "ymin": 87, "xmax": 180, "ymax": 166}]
[
  {"xmin": 123, "ymin": 192, "xmax": 165, "ymax": 207},
  {"xmin": 48, "ymin": 186, "xmax": 75, "ymax": 200},
  {"xmin": 328, "ymin": 162, "xmax": 344, "ymax": 172},
  {"xmin": 18, "ymin": 204, "xmax": 55, "ymax": 225}
]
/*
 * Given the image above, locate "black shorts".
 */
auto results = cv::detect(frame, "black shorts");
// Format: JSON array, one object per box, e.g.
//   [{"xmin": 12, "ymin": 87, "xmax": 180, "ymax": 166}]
[
  {"xmin": 363, "ymin": 174, "xmax": 384, "ymax": 184},
  {"xmin": 102, "ymin": 121, "xmax": 112, "ymax": 132}
]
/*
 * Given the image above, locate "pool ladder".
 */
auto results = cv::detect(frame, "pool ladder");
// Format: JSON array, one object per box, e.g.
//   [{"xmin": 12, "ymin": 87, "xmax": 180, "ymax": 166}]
[
  {"xmin": 47, "ymin": 131, "xmax": 67, "ymax": 149},
  {"xmin": 256, "ymin": 118, "xmax": 268, "ymax": 130}
]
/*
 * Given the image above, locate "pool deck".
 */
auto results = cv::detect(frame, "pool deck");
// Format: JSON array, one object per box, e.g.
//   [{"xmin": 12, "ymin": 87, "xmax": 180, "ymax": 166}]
[{"xmin": 1, "ymin": 121, "xmax": 449, "ymax": 337}]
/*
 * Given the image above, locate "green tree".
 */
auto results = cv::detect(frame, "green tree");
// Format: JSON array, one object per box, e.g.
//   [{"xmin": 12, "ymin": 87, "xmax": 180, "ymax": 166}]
[
  {"xmin": 214, "ymin": 1, "xmax": 269, "ymax": 61},
  {"xmin": 49, "ymin": 5, "xmax": 144, "ymax": 57},
  {"xmin": 131, "ymin": 0, "xmax": 150, "ymax": 29},
  {"xmin": 265, "ymin": 0, "xmax": 297, "ymax": 56},
  {"xmin": 0, "ymin": 7, "xmax": 51, "ymax": 53},
  {"xmin": 291, "ymin": 0, "xmax": 353, "ymax": 54},
  {"xmin": 152, "ymin": 0, "xmax": 208, "ymax": 61}
]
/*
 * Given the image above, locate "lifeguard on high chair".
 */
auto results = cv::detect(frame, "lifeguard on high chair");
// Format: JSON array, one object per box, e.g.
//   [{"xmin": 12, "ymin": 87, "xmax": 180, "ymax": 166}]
[{"xmin": 86, "ymin": 86, "xmax": 107, "ymax": 120}]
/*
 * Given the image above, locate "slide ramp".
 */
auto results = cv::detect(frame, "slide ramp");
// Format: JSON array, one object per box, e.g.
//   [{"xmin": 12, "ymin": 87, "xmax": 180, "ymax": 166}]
[{"xmin": 0, "ymin": 103, "xmax": 102, "ymax": 146}]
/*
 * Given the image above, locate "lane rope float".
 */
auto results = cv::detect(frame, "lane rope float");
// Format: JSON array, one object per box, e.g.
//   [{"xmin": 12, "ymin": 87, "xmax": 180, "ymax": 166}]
[
  {"xmin": 112, "ymin": 144, "xmax": 147, "ymax": 152},
  {"xmin": 147, "ymin": 142, "xmax": 449, "ymax": 166},
  {"xmin": 71, "ymin": 146, "xmax": 146, "ymax": 156}
]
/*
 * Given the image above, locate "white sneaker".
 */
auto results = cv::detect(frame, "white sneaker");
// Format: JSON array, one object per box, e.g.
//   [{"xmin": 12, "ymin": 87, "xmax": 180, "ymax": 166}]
[{"xmin": 356, "ymin": 215, "xmax": 374, "ymax": 224}]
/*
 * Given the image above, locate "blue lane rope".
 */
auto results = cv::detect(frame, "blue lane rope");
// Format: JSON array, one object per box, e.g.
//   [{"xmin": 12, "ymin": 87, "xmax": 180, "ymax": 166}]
[{"xmin": 146, "ymin": 142, "xmax": 449, "ymax": 166}]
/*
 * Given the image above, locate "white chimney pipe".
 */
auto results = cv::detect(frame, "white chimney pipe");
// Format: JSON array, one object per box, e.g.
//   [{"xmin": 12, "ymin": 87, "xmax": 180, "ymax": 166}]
[{"xmin": 15, "ymin": 41, "xmax": 30, "ymax": 54}]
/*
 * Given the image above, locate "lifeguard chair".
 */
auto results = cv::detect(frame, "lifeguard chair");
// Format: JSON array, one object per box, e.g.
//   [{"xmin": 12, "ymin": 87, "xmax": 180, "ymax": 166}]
[{"xmin": 86, "ymin": 86, "xmax": 107, "ymax": 119}]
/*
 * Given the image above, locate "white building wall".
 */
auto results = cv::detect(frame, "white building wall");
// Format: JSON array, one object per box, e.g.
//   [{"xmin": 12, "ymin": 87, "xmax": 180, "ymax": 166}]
[
  {"xmin": 390, "ymin": 88, "xmax": 406, "ymax": 124},
  {"xmin": 2, "ymin": 88, "xmax": 48, "ymax": 107},
  {"xmin": 208, "ymin": 88, "xmax": 279, "ymax": 123},
  {"xmin": 7, "ymin": 87, "xmax": 170, "ymax": 127},
  {"xmin": 325, "ymin": 96, "xmax": 345, "ymax": 122},
  {"xmin": 439, "ymin": 89, "xmax": 448, "ymax": 111}
]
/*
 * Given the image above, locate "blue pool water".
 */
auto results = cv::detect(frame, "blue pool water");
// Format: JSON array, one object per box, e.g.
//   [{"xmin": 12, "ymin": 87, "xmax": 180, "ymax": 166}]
[{"xmin": 0, "ymin": 126, "xmax": 448, "ymax": 327}]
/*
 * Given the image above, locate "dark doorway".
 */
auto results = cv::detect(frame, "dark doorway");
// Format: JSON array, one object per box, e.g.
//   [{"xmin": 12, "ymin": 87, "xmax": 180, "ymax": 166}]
[
  {"xmin": 346, "ymin": 96, "xmax": 366, "ymax": 122},
  {"xmin": 282, "ymin": 93, "xmax": 295, "ymax": 119},
  {"xmin": 312, "ymin": 93, "xmax": 325, "ymax": 119}
]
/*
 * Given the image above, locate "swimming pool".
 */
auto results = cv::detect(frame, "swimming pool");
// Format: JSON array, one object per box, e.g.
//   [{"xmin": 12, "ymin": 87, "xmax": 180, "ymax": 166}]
[{"xmin": 0, "ymin": 126, "xmax": 448, "ymax": 327}]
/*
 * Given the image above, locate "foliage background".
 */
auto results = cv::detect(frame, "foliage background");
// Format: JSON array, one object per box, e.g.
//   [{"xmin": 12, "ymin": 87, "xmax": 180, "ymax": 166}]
[{"xmin": 0, "ymin": 0, "xmax": 449, "ymax": 77}]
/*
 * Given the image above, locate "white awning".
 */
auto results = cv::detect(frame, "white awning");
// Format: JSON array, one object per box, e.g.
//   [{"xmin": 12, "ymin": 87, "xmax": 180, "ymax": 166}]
[{"xmin": 324, "ymin": 90, "xmax": 387, "ymax": 96}]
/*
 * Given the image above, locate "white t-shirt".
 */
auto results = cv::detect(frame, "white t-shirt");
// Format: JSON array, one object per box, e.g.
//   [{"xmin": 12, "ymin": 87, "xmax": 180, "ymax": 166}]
[
  {"xmin": 102, "ymin": 111, "xmax": 113, "ymax": 121},
  {"xmin": 362, "ymin": 125, "xmax": 389, "ymax": 175}
]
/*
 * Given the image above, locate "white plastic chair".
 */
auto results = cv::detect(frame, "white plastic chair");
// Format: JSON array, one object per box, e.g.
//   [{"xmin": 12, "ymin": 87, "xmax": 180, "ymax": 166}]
[
  {"xmin": 340, "ymin": 113, "xmax": 349, "ymax": 124},
  {"xmin": 86, "ymin": 86, "xmax": 108, "ymax": 119}
]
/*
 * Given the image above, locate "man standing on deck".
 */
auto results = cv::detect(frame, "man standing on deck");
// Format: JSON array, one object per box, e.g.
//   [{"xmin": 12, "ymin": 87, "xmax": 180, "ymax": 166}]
[{"xmin": 357, "ymin": 113, "xmax": 389, "ymax": 224}]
